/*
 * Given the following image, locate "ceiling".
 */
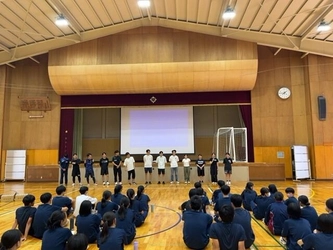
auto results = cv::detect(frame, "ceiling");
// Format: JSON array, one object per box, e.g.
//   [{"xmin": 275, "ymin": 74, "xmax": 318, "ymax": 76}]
[{"xmin": 1, "ymin": 0, "xmax": 333, "ymax": 66}]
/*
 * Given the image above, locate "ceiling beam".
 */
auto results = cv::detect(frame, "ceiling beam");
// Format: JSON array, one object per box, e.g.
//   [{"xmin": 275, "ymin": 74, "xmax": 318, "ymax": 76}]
[
  {"xmin": 0, "ymin": 44, "xmax": 10, "ymax": 53},
  {"xmin": 301, "ymin": 3, "xmax": 333, "ymax": 41}
]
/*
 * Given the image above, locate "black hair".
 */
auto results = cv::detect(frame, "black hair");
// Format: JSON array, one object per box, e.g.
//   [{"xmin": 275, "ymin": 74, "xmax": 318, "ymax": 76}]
[
  {"xmin": 245, "ymin": 182, "xmax": 254, "ymax": 192},
  {"xmin": 146, "ymin": 149, "xmax": 150, "ymax": 153},
  {"xmin": 22, "ymin": 194, "xmax": 35, "ymax": 206},
  {"xmin": 217, "ymin": 180, "xmax": 225, "ymax": 188},
  {"xmin": 225, "ymin": 152, "xmax": 230, "ymax": 156},
  {"xmin": 114, "ymin": 184, "xmax": 123, "ymax": 195},
  {"xmin": 274, "ymin": 192, "xmax": 284, "ymax": 202},
  {"xmin": 326, "ymin": 198, "xmax": 333, "ymax": 211},
  {"xmin": 317, "ymin": 214, "xmax": 333, "ymax": 234},
  {"xmin": 211, "ymin": 152, "xmax": 216, "ymax": 156},
  {"xmin": 219, "ymin": 205, "xmax": 234, "ymax": 223},
  {"xmin": 194, "ymin": 182, "xmax": 202, "ymax": 189},
  {"xmin": 230, "ymin": 194, "xmax": 243, "ymax": 208},
  {"xmin": 56, "ymin": 185, "xmax": 66, "ymax": 195},
  {"xmin": 287, "ymin": 202, "xmax": 301, "ymax": 219},
  {"xmin": 40, "ymin": 192, "xmax": 52, "ymax": 204},
  {"xmin": 298, "ymin": 195, "xmax": 310, "ymax": 206},
  {"xmin": 86, "ymin": 153, "xmax": 92, "ymax": 157},
  {"xmin": 260, "ymin": 187, "xmax": 269, "ymax": 196},
  {"xmin": 114, "ymin": 150, "xmax": 119, "ymax": 154},
  {"xmin": 190, "ymin": 195, "xmax": 202, "ymax": 211},
  {"xmin": 159, "ymin": 151, "xmax": 163, "ymax": 154},
  {"xmin": 118, "ymin": 197, "xmax": 130, "ymax": 220},
  {"xmin": 100, "ymin": 212, "xmax": 116, "ymax": 243},
  {"xmin": 285, "ymin": 187, "xmax": 295, "ymax": 194},
  {"xmin": 125, "ymin": 152, "xmax": 130, "ymax": 156},
  {"xmin": 172, "ymin": 150, "xmax": 176, "ymax": 153},
  {"xmin": 126, "ymin": 189, "xmax": 135, "ymax": 206},
  {"xmin": 268, "ymin": 184, "xmax": 278, "ymax": 194},
  {"xmin": 102, "ymin": 152, "xmax": 106, "ymax": 155},
  {"xmin": 196, "ymin": 187, "xmax": 204, "ymax": 196},
  {"xmin": 188, "ymin": 188, "xmax": 198, "ymax": 199},
  {"xmin": 221, "ymin": 185, "xmax": 231, "ymax": 195},
  {"xmin": 101, "ymin": 190, "xmax": 112, "ymax": 209},
  {"xmin": 64, "ymin": 154, "xmax": 68, "ymax": 158},
  {"xmin": 79, "ymin": 186, "xmax": 89, "ymax": 195},
  {"xmin": 0, "ymin": 229, "xmax": 22, "ymax": 249},
  {"xmin": 79, "ymin": 200, "xmax": 92, "ymax": 216},
  {"xmin": 137, "ymin": 185, "xmax": 144, "ymax": 199},
  {"xmin": 198, "ymin": 154, "xmax": 202, "ymax": 156},
  {"xmin": 67, "ymin": 233, "xmax": 88, "ymax": 250},
  {"xmin": 47, "ymin": 210, "xmax": 66, "ymax": 230},
  {"xmin": 73, "ymin": 153, "xmax": 78, "ymax": 156}
]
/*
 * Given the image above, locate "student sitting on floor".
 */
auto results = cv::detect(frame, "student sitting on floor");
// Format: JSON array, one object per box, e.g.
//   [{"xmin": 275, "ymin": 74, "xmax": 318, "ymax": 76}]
[
  {"xmin": 214, "ymin": 185, "xmax": 232, "ymax": 220},
  {"xmin": 241, "ymin": 182, "xmax": 257, "ymax": 211},
  {"xmin": 209, "ymin": 205, "xmax": 246, "ymax": 250},
  {"xmin": 251, "ymin": 187, "xmax": 273, "ymax": 220},
  {"xmin": 231, "ymin": 194, "xmax": 255, "ymax": 249},
  {"xmin": 211, "ymin": 180, "xmax": 225, "ymax": 205},
  {"xmin": 75, "ymin": 200, "xmax": 102, "ymax": 243},
  {"xmin": 52, "ymin": 185, "xmax": 75, "ymax": 215},
  {"xmin": 98, "ymin": 212, "xmax": 127, "ymax": 250},
  {"xmin": 73, "ymin": 186, "xmax": 98, "ymax": 218},
  {"xmin": 325, "ymin": 198, "xmax": 333, "ymax": 215},
  {"xmin": 268, "ymin": 184, "xmax": 278, "ymax": 201},
  {"xmin": 0, "ymin": 229, "xmax": 22, "ymax": 250},
  {"xmin": 180, "ymin": 188, "xmax": 198, "ymax": 214},
  {"xmin": 112, "ymin": 184, "xmax": 126, "ymax": 206},
  {"xmin": 116, "ymin": 197, "xmax": 136, "ymax": 245},
  {"xmin": 284, "ymin": 187, "xmax": 298, "ymax": 206},
  {"xmin": 298, "ymin": 195, "xmax": 318, "ymax": 232},
  {"xmin": 298, "ymin": 213, "xmax": 333, "ymax": 249},
  {"xmin": 194, "ymin": 181, "xmax": 207, "ymax": 197},
  {"xmin": 32, "ymin": 192, "xmax": 68, "ymax": 239},
  {"xmin": 96, "ymin": 190, "xmax": 119, "ymax": 217},
  {"xmin": 12, "ymin": 194, "xmax": 36, "ymax": 241},
  {"xmin": 41, "ymin": 211, "xmax": 72, "ymax": 250},
  {"xmin": 182, "ymin": 195, "xmax": 213, "ymax": 250},
  {"xmin": 196, "ymin": 187, "xmax": 210, "ymax": 213},
  {"xmin": 127, "ymin": 188, "xmax": 145, "ymax": 227},
  {"xmin": 281, "ymin": 203, "xmax": 312, "ymax": 250},
  {"xmin": 67, "ymin": 233, "xmax": 88, "ymax": 250},
  {"xmin": 135, "ymin": 185, "xmax": 150, "ymax": 220},
  {"xmin": 264, "ymin": 192, "xmax": 288, "ymax": 236}
]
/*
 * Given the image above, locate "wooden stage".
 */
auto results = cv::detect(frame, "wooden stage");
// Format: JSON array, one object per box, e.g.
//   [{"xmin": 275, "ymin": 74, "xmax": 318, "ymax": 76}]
[{"xmin": 0, "ymin": 180, "xmax": 331, "ymax": 250}]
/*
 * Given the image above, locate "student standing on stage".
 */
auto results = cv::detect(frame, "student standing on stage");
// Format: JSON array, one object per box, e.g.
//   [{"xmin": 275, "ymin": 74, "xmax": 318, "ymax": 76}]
[
  {"xmin": 99, "ymin": 152, "xmax": 110, "ymax": 186},
  {"xmin": 84, "ymin": 153, "xmax": 96, "ymax": 185},
  {"xmin": 209, "ymin": 153, "xmax": 219, "ymax": 185},
  {"xmin": 59, "ymin": 154, "xmax": 69, "ymax": 186},
  {"xmin": 71, "ymin": 153, "xmax": 81, "ymax": 186},
  {"xmin": 196, "ymin": 154, "xmax": 205, "ymax": 183},
  {"xmin": 169, "ymin": 150, "xmax": 179, "ymax": 184},
  {"xmin": 143, "ymin": 149, "xmax": 153, "ymax": 184},
  {"xmin": 182, "ymin": 154, "xmax": 191, "ymax": 184},
  {"xmin": 156, "ymin": 151, "xmax": 167, "ymax": 184},
  {"xmin": 223, "ymin": 153, "xmax": 233, "ymax": 185},
  {"xmin": 123, "ymin": 152, "xmax": 136, "ymax": 185},
  {"xmin": 112, "ymin": 150, "xmax": 122, "ymax": 185}
]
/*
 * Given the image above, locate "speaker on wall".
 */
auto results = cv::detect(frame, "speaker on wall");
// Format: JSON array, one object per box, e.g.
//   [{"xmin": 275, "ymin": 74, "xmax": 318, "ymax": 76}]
[{"xmin": 318, "ymin": 96, "xmax": 326, "ymax": 121}]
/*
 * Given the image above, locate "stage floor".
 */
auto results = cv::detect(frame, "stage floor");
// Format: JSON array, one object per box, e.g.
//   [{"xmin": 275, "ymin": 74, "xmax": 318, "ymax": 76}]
[{"xmin": 0, "ymin": 180, "xmax": 331, "ymax": 249}]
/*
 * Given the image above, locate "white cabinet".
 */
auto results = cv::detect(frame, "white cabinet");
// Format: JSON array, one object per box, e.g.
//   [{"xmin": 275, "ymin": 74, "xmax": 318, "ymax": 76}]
[
  {"xmin": 5, "ymin": 150, "xmax": 26, "ymax": 181},
  {"xmin": 291, "ymin": 146, "xmax": 311, "ymax": 180}
]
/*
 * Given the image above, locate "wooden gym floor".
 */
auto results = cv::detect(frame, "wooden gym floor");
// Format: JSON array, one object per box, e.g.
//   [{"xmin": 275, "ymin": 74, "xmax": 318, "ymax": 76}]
[{"xmin": 0, "ymin": 180, "xmax": 331, "ymax": 250}]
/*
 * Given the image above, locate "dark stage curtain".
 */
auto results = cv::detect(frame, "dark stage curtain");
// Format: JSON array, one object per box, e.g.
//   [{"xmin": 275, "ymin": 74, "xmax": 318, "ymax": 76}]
[
  {"xmin": 239, "ymin": 105, "xmax": 254, "ymax": 162},
  {"xmin": 59, "ymin": 109, "xmax": 74, "ymax": 159}
]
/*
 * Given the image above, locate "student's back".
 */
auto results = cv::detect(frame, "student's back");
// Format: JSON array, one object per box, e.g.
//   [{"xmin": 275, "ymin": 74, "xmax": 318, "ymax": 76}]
[
  {"xmin": 112, "ymin": 193, "xmax": 125, "ymax": 206},
  {"xmin": 214, "ymin": 196, "xmax": 231, "ymax": 211},
  {"xmin": 129, "ymin": 199, "xmax": 145, "ymax": 227},
  {"xmin": 15, "ymin": 205, "xmax": 36, "ymax": 236},
  {"xmin": 96, "ymin": 200, "xmax": 119, "ymax": 217},
  {"xmin": 76, "ymin": 213, "xmax": 101, "ymax": 243},
  {"xmin": 98, "ymin": 227, "xmax": 126, "ymax": 250},
  {"xmin": 241, "ymin": 182, "xmax": 257, "ymax": 211},
  {"xmin": 284, "ymin": 196, "xmax": 298, "ymax": 206},
  {"xmin": 301, "ymin": 205, "xmax": 318, "ymax": 232},
  {"xmin": 302, "ymin": 233, "xmax": 333, "ymax": 250},
  {"xmin": 42, "ymin": 227, "xmax": 72, "ymax": 250},
  {"xmin": 52, "ymin": 196, "xmax": 72, "ymax": 212},
  {"xmin": 32, "ymin": 203, "xmax": 60, "ymax": 238},
  {"xmin": 251, "ymin": 188, "xmax": 273, "ymax": 220},
  {"xmin": 116, "ymin": 197, "xmax": 136, "ymax": 244}
]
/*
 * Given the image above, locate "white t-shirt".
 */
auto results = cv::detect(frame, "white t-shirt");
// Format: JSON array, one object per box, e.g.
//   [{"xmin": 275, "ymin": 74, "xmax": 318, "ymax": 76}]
[
  {"xmin": 169, "ymin": 155, "xmax": 179, "ymax": 168},
  {"xmin": 143, "ymin": 154, "xmax": 153, "ymax": 168},
  {"xmin": 182, "ymin": 158, "xmax": 191, "ymax": 167},
  {"xmin": 73, "ymin": 194, "xmax": 97, "ymax": 217},
  {"xmin": 156, "ymin": 156, "xmax": 167, "ymax": 169},
  {"xmin": 123, "ymin": 157, "xmax": 135, "ymax": 171}
]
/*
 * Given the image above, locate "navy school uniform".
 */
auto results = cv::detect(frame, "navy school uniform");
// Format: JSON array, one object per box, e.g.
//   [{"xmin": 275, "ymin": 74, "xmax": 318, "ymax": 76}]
[
  {"xmin": 180, "ymin": 200, "xmax": 192, "ymax": 214},
  {"xmin": 135, "ymin": 194, "xmax": 150, "ymax": 219},
  {"xmin": 251, "ymin": 196, "xmax": 274, "ymax": 220},
  {"xmin": 71, "ymin": 158, "xmax": 81, "ymax": 177},
  {"xmin": 41, "ymin": 227, "xmax": 72, "ymax": 250},
  {"xmin": 15, "ymin": 206, "xmax": 36, "ymax": 236},
  {"xmin": 98, "ymin": 227, "xmax": 127, "ymax": 250},
  {"xmin": 84, "ymin": 159, "xmax": 95, "ymax": 177},
  {"xmin": 264, "ymin": 201, "xmax": 288, "ymax": 235},
  {"xmin": 32, "ymin": 204, "xmax": 61, "ymax": 239},
  {"xmin": 212, "ymin": 189, "xmax": 222, "ymax": 204},
  {"xmin": 233, "ymin": 208, "xmax": 255, "ymax": 249},
  {"xmin": 300, "ymin": 205, "xmax": 318, "ymax": 232},
  {"xmin": 99, "ymin": 157, "xmax": 109, "ymax": 175},
  {"xmin": 241, "ymin": 189, "xmax": 257, "ymax": 211},
  {"xmin": 201, "ymin": 195, "xmax": 210, "ymax": 213},
  {"xmin": 182, "ymin": 210, "xmax": 213, "ymax": 250},
  {"xmin": 214, "ymin": 196, "xmax": 231, "ymax": 212},
  {"xmin": 209, "ymin": 222, "xmax": 246, "ymax": 250},
  {"xmin": 129, "ymin": 199, "xmax": 145, "ymax": 227},
  {"xmin": 284, "ymin": 196, "xmax": 298, "ymax": 206},
  {"xmin": 302, "ymin": 232, "xmax": 333, "ymax": 250},
  {"xmin": 281, "ymin": 218, "xmax": 312, "ymax": 250},
  {"xmin": 112, "ymin": 193, "xmax": 126, "ymax": 206},
  {"xmin": 96, "ymin": 201, "xmax": 119, "ymax": 217},
  {"xmin": 52, "ymin": 196, "xmax": 72, "ymax": 213},
  {"xmin": 116, "ymin": 208, "xmax": 136, "ymax": 244},
  {"xmin": 75, "ymin": 213, "xmax": 102, "ymax": 243}
]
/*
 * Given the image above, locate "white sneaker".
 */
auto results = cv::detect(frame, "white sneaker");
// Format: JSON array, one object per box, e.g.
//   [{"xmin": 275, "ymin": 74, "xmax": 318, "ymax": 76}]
[
  {"xmin": 187, "ymin": 181, "xmax": 190, "ymax": 184},
  {"xmin": 170, "ymin": 181, "xmax": 174, "ymax": 184},
  {"xmin": 72, "ymin": 183, "xmax": 75, "ymax": 186},
  {"xmin": 106, "ymin": 182, "xmax": 110, "ymax": 185},
  {"xmin": 94, "ymin": 183, "xmax": 98, "ymax": 186},
  {"xmin": 176, "ymin": 181, "xmax": 179, "ymax": 184},
  {"xmin": 185, "ymin": 181, "xmax": 188, "ymax": 184},
  {"xmin": 103, "ymin": 182, "xmax": 105, "ymax": 185},
  {"xmin": 115, "ymin": 182, "xmax": 118, "ymax": 185},
  {"xmin": 118, "ymin": 182, "xmax": 122, "ymax": 185}
]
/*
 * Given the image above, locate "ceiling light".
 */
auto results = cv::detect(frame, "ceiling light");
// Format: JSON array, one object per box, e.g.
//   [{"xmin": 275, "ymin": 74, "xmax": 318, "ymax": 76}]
[
  {"xmin": 222, "ymin": 7, "xmax": 236, "ymax": 20},
  {"xmin": 55, "ymin": 14, "xmax": 69, "ymax": 26},
  {"xmin": 317, "ymin": 21, "xmax": 331, "ymax": 32},
  {"xmin": 138, "ymin": 0, "xmax": 150, "ymax": 8}
]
